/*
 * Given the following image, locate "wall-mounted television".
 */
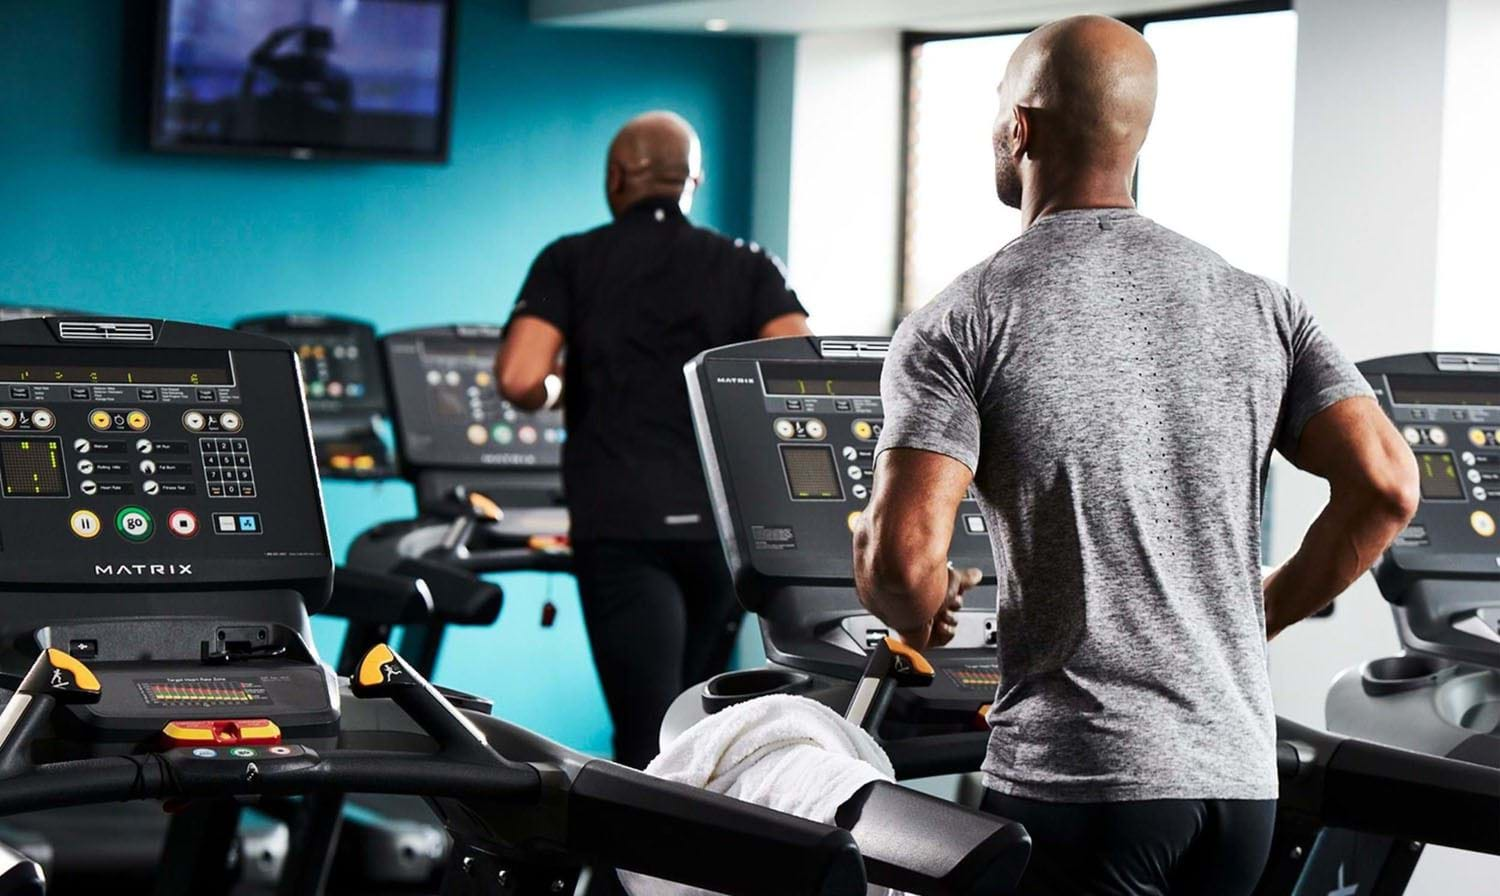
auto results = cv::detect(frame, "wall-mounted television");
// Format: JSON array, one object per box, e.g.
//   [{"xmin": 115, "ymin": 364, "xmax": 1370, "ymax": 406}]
[{"xmin": 151, "ymin": 0, "xmax": 456, "ymax": 162}]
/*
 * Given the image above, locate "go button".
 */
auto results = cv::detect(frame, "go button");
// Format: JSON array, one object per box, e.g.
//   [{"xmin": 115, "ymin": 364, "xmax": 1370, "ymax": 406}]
[
  {"xmin": 70, "ymin": 510, "xmax": 101, "ymax": 539},
  {"xmin": 230, "ymin": 747, "xmax": 255, "ymax": 758},
  {"xmin": 115, "ymin": 506, "xmax": 153, "ymax": 542}
]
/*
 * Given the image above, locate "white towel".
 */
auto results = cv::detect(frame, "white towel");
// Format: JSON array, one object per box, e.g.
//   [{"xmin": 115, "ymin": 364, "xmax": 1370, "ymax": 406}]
[{"xmin": 618, "ymin": 694, "xmax": 901, "ymax": 896}]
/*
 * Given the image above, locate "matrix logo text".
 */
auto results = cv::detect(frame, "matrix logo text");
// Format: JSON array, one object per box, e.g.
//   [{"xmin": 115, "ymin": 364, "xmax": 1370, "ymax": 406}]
[{"xmin": 94, "ymin": 564, "xmax": 194, "ymax": 576}]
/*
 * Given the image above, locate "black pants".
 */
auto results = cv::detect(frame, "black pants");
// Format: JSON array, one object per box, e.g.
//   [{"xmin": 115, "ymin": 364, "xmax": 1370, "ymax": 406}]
[
  {"xmin": 572, "ymin": 539, "xmax": 743, "ymax": 770},
  {"xmin": 982, "ymin": 790, "xmax": 1276, "ymax": 896}
]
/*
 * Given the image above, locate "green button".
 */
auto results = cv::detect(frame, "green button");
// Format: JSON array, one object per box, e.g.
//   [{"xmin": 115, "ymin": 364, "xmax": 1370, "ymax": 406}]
[
  {"xmin": 114, "ymin": 506, "xmax": 153, "ymax": 542},
  {"xmin": 230, "ymin": 747, "xmax": 255, "ymax": 758}
]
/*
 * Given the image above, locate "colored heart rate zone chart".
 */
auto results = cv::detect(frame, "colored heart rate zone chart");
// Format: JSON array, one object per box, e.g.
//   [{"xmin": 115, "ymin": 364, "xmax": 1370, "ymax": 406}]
[
  {"xmin": 0, "ymin": 438, "xmax": 65, "ymax": 497},
  {"xmin": 139, "ymin": 679, "xmax": 270, "ymax": 707}
]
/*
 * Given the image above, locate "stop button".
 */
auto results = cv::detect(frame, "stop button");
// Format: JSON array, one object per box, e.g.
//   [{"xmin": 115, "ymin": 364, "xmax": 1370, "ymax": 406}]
[{"xmin": 168, "ymin": 509, "xmax": 199, "ymax": 538}]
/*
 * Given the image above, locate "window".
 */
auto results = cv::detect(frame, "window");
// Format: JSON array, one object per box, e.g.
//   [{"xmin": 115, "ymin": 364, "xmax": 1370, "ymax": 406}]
[{"xmin": 901, "ymin": 4, "xmax": 1297, "ymax": 313}]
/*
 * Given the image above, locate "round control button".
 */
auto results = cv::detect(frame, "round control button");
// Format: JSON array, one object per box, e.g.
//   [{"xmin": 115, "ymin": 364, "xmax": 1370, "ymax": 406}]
[
  {"xmin": 73, "ymin": 438, "xmax": 90, "ymax": 454},
  {"xmin": 79, "ymin": 480, "xmax": 98, "ymax": 496},
  {"xmin": 182, "ymin": 411, "xmax": 206, "ymax": 432},
  {"xmin": 90, "ymin": 410, "xmax": 112, "ymax": 431},
  {"xmin": 230, "ymin": 747, "xmax": 255, "ymax": 759},
  {"xmin": 1463, "ymin": 451, "xmax": 1478, "ymax": 466},
  {"xmin": 853, "ymin": 420, "xmax": 874, "ymax": 441},
  {"xmin": 142, "ymin": 480, "xmax": 160, "ymax": 496},
  {"xmin": 805, "ymin": 419, "xmax": 827, "ymax": 440},
  {"xmin": 518, "ymin": 425, "xmax": 538, "ymax": 445},
  {"xmin": 0, "ymin": 410, "xmax": 16, "ymax": 430},
  {"xmin": 168, "ymin": 509, "xmax": 198, "ymax": 538},
  {"xmin": 69, "ymin": 510, "xmax": 101, "ymax": 539},
  {"xmin": 269, "ymin": 746, "xmax": 293, "ymax": 756},
  {"xmin": 774, "ymin": 419, "xmax": 796, "ymax": 440},
  {"xmin": 1402, "ymin": 426, "xmax": 1421, "ymax": 446},
  {"xmin": 853, "ymin": 484, "xmax": 869, "ymax": 500},
  {"xmin": 126, "ymin": 410, "xmax": 149, "ymax": 431},
  {"xmin": 192, "ymin": 748, "xmax": 217, "ymax": 759},
  {"xmin": 1430, "ymin": 427, "xmax": 1448, "ymax": 447},
  {"xmin": 136, "ymin": 438, "xmax": 153, "ymax": 454},
  {"xmin": 1473, "ymin": 428, "xmax": 1489, "ymax": 448},
  {"xmin": 115, "ymin": 506, "xmax": 153, "ymax": 543},
  {"xmin": 1470, "ymin": 469, "xmax": 1484, "ymax": 484},
  {"xmin": 847, "ymin": 465, "xmax": 863, "ymax": 481},
  {"xmin": 842, "ymin": 446, "xmax": 858, "ymax": 461},
  {"xmin": 466, "ymin": 424, "xmax": 488, "ymax": 446},
  {"xmin": 1476, "ymin": 487, "xmax": 1489, "ymax": 502},
  {"xmin": 219, "ymin": 411, "xmax": 242, "ymax": 432},
  {"xmin": 493, "ymin": 425, "xmax": 514, "ymax": 445},
  {"xmin": 29, "ymin": 409, "xmax": 54, "ymax": 431},
  {"xmin": 1473, "ymin": 510, "xmax": 1497, "ymax": 538},
  {"xmin": 140, "ymin": 459, "xmax": 157, "ymax": 475},
  {"xmin": 77, "ymin": 459, "xmax": 94, "ymax": 475},
  {"xmin": 846, "ymin": 511, "xmax": 863, "ymax": 533}
]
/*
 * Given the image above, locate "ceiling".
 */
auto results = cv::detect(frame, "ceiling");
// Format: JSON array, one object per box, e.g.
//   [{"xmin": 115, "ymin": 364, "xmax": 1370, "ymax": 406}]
[{"xmin": 528, "ymin": 0, "xmax": 1212, "ymax": 35}]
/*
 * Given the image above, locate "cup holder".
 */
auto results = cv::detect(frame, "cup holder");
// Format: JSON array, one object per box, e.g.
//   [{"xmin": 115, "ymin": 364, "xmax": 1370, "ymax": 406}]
[
  {"xmin": 1361, "ymin": 654, "xmax": 1456, "ymax": 697},
  {"xmin": 702, "ymin": 668, "xmax": 813, "ymax": 714}
]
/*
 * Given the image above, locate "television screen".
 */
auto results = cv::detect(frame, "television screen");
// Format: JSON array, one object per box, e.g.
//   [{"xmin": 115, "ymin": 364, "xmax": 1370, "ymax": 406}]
[{"xmin": 151, "ymin": 0, "xmax": 454, "ymax": 161}]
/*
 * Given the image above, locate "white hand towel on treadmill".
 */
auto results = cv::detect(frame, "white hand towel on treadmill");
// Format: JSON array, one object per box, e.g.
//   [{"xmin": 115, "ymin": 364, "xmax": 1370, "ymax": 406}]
[{"xmin": 618, "ymin": 694, "xmax": 899, "ymax": 896}]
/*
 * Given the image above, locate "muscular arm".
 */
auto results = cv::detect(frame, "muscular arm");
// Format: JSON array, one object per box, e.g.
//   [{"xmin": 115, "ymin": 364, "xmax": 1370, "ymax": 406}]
[
  {"xmin": 852, "ymin": 448, "xmax": 976, "ymax": 650},
  {"xmin": 1264, "ymin": 396, "xmax": 1419, "ymax": 638},
  {"xmin": 758, "ymin": 313, "xmax": 812, "ymax": 339},
  {"xmin": 495, "ymin": 317, "xmax": 564, "ymax": 411}
]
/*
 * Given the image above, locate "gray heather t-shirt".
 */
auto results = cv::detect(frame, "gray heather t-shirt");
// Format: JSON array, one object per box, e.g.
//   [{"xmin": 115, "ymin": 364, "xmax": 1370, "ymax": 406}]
[{"xmin": 877, "ymin": 208, "xmax": 1371, "ymax": 802}]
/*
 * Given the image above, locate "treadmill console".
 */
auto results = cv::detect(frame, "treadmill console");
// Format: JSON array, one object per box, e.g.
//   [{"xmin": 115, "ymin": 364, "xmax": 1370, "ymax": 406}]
[
  {"xmin": 689, "ymin": 337, "xmax": 998, "ymax": 698},
  {"xmin": 382, "ymin": 325, "xmax": 565, "ymax": 513},
  {"xmin": 0, "ymin": 317, "xmax": 332, "ymax": 600},
  {"xmin": 689, "ymin": 337, "xmax": 992, "ymax": 608},
  {"xmin": 1364, "ymin": 352, "xmax": 1500, "ymax": 665},
  {"xmin": 234, "ymin": 314, "xmax": 394, "ymax": 479}
]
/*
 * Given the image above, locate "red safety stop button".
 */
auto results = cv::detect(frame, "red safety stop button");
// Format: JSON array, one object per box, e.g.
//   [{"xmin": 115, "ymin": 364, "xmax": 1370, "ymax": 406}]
[{"xmin": 167, "ymin": 509, "xmax": 199, "ymax": 538}]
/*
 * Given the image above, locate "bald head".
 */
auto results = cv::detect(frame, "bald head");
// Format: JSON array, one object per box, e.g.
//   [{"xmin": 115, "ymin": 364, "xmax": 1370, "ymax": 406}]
[
  {"xmin": 994, "ymin": 15, "xmax": 1157, "ymax": 213},
  {"xmin": 605, "ymin": 111, "xmax": 704, "ymax": 217}
]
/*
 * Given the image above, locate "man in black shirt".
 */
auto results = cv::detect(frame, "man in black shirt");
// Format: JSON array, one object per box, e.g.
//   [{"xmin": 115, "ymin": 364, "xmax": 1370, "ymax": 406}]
[{"xmin": 497, "ymin": 111, "xmax": 811, "ymax": 768}]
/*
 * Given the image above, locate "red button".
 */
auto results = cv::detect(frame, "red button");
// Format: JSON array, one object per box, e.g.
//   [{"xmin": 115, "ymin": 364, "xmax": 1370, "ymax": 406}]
[{"xmin": 168, "ymin": 509, "xmax": 198, "ymax": 538}]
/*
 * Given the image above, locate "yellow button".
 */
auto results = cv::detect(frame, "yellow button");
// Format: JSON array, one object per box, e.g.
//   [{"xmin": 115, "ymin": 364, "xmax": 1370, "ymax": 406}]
[
  {"xmin": 90, "ymin": 410, "xmax": 112, "ymax": 431},
  {"xmin": 1474, "ymin": 511, "xmax": 1497, "ymax": 539},
  {"xmin": 1472, "ymin": 428, "xmax": 1489, "ymax": 448},
  {"xmin": 70, "ymin": 509, "xmax": 101, "ymax": 539},
  {"xmin": 847, "ymin": 511, "xmax": 863, "ymax": 532},
  {"xmin": 126, "ymin": 410, "xmax": 149, "ymax": 431},
  {"xmin": 853, "ymin": 420, "xmax": 873, "ymax": 441}
]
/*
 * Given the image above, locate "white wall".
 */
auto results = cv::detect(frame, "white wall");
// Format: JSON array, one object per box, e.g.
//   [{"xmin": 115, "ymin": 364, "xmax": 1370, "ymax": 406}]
[{"xmin": 783, "ymin": 30, "xmax": 903, "ymax": 335}]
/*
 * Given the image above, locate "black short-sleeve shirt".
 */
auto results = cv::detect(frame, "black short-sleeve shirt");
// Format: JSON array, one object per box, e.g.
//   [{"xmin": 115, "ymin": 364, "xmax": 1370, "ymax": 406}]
[{"xmin": 507, "ymin": 197, "xmax": 806, "ymax": 542}]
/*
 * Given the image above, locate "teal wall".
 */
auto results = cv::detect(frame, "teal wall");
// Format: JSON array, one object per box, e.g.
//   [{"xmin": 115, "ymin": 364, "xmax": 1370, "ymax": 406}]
[{"xmin": 0, "ymin": 0, "xmax": 762, "ymax": 757}]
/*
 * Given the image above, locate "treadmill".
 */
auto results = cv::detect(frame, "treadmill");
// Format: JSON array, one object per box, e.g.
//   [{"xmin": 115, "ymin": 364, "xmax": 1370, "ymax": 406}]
[
  {"xmin": 346, "ymin": 324, "xmax": 571, "ymax": 677},
  {"xmin": 669, "ymin": 335, "xmax": 1500, "ymax": 895},
  {"xmin": 1318, "ymin": 351, "xmax": 1500, "ymax": 891},
  {"xmin": 0, "ymin": 314, "xmax": 1042, "ymax": 896},
  {"xmin": 233, "ymin": 314, "xmax": 395, "ymax": 480}
]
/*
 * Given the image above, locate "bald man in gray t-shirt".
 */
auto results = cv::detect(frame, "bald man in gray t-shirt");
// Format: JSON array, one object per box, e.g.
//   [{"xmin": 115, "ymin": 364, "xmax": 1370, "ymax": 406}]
[{"xmin": 852, "ymin": 16, "xmax": 1417, "ymax": 896}]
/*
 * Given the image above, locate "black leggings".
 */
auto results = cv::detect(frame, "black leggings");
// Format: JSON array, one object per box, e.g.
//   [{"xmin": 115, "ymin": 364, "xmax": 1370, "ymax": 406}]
[
  {"xmin": 572, "ymin": 539, "xmax": 743, "ymax": 769},
  {"xmin": 981, "ymin": 790, "xmax": 1276, "ymax": 896}
]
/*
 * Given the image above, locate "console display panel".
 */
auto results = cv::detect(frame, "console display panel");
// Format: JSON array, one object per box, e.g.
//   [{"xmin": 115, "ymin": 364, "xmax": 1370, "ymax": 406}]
[
  {"xmin": 1, "ymin": 439, "xmax": 66, "ymax": 497},
  {"xmin": 1415, "ymin": 451, "xmax": 1464, "ymax": 501},
  {"xmin": 0, "ymin": 347, "xmax": 232, "ymax": 386},
  {"xmin": 1388, "ymin": 374, "xmax": 1500, "ymax": 408},
  {"xmin": 762, "ymin": 362, "xmax": 881, "ymax": 398},
  {"xmin": 384, "ymin": 328, "xmax": 564, "ymax": 470},
  {"xmin": 234, "ymin": 317, "xmax": 385, "ymax": 416}
]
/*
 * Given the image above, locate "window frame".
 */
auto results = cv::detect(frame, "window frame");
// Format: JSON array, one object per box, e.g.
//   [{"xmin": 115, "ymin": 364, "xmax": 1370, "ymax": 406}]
[{"xmin": 896, "ymin": 0, "xmax": 1294, "ymax": 325}]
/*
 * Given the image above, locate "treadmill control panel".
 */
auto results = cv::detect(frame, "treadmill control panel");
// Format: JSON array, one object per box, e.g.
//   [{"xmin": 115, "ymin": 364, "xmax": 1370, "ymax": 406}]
[
  {"xmin": 1365, "ymin": 353, "xmax": 1500, "ymax": 573},
  {"xmin": 689, "ymin": 337, "xmax": 991, "ymax": 610},
  {"xmin": 0, "ymin": 318, "xmax": 331, "ymax": 590},
  {"xmin": 234, "ymin": 315, "xmax": 394, "ymax": 479},
  {"xmin": 383, "ymin": 325, "xmax": 564, "ymax": 470}
]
